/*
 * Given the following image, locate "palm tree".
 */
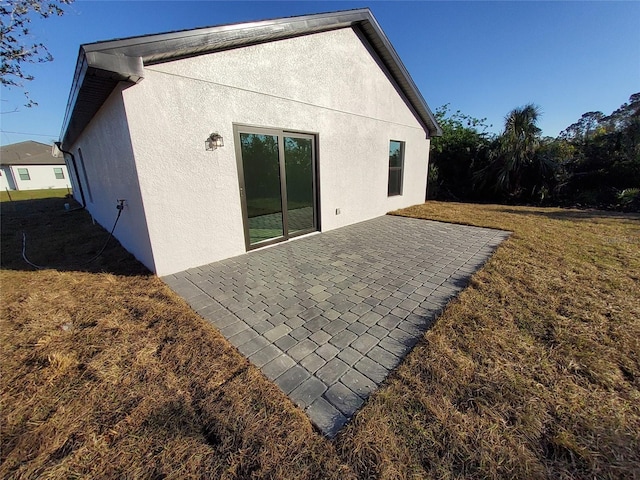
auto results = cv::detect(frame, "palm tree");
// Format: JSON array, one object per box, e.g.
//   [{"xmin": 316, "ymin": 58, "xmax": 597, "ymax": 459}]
[
  {"xmin": 474, "ymin": 104, "xmax": 543, "ymax": 196},
  {"xmin": 494, "ymin": 104, "xmax": 542, "ymax": 194}
]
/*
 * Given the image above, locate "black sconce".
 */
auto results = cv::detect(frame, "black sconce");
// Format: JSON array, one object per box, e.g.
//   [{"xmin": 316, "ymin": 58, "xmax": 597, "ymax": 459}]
[{"xmin": 205, "ymin": 132, "xmax": 224, "ymax": 150}]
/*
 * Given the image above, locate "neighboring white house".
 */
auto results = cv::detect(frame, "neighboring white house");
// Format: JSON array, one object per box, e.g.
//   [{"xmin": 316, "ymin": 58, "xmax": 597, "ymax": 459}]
[
  {"xmin": 58, "ymin": 8, "xmax": 442, "ymax": 276},
  {"xmin": 0, "ymin": 141, "xmax": 71, "ymax": 191}
]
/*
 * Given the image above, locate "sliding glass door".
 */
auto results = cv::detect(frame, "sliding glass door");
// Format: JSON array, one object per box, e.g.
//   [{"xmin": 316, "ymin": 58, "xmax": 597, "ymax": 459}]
[
  {"xmin": 238, "ymin": 132, "xmax": 284, "ymax": 244},
  {"xmin": 235, "ymin": 126, "xmax": 317, "ymax": 249},
  {"xmin": 284, "ymin": 135, "xmax": 315, "ymax": 236}
]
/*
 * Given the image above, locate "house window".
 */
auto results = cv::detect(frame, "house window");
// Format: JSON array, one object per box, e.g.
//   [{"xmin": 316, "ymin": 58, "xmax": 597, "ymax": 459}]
[
  {"xmin": 54, "ymin": 167, "xmax": 64, "ymax": 179},
  {"xmin": 388, "ymin": 140, "xmax": 404, "ymax": 196},
  {"xmin": 17, "ymin": 168, "xmax": 30, "ymax": 181}
]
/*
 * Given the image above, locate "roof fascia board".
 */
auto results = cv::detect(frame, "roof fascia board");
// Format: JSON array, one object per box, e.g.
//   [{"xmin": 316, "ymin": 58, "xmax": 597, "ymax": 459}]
[
  {"xmin": 60, "ymin": 50, "xmax": 143, "ymax": 148},
  {"xmin": 352, "ymin": 25, "xmax": 432, "ymax": 136},
  {"xmin": 1, "ymin": 161, "xmax": 66, "ymax": 166},
  {"xmin": 59, "ymin": 8, "xmax": 441, "ymax": 148},
  {"xmin": 60, "ymin": 10, "xmax": 370, "ymax": 149},
  {"xmin": 82, "ymin": 9, "xmax": 372, "ymax": 57},
  {"xmin": 60, "ymin": 50, "xmax": 88, "ymax": 147},
  {"xmin": 358, "ymin": 15, "xmax": 442, "ymax": 137},
  {"xmin": 85, "ymin": 51, "xmax": 144, "ymax": 82}
]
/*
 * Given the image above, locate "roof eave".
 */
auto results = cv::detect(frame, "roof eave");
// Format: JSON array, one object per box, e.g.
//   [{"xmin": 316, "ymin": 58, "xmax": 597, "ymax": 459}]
[
  {"xmin": 59, "ymin": 50, "xmax": 144, "ymax": 149},
  {"xmin": 59, "ymin": 8, "xmax": 441, "ymax": 148},
  {"xmin": 356, "ymin": 14, "xmax": 442, "ymax": 137}
]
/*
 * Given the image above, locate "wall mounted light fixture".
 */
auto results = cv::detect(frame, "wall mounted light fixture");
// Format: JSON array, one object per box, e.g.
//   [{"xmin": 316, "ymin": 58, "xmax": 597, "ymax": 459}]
[{"xmin": 205, "ymin": 132, "xmax": 224, "ymax": 150}]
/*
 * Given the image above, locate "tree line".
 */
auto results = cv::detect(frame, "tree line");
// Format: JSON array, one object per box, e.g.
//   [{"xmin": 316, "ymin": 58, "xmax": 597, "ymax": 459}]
[{"xmin": 428, "ymin": 93, "xmax": 640, "ymax": 211}]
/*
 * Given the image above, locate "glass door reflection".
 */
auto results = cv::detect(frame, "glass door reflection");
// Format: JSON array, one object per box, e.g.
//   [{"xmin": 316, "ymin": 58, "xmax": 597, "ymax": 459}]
[
  {"xmin": 284, "ymin": 135, "xmax": 315, "ymax": 236},
  {"xmin": 239, "ymin": 133, "xmax": 284, "ymax": 244},
  {"xmin": 236, "ymin": 126, "xmax": 317, "ymax": 250}
]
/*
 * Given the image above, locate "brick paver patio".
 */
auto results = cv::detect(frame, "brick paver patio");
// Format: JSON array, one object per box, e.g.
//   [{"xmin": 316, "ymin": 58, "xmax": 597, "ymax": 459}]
[{"xmin": 162, "ymin": 215, "xmax": 509, "ymax": 436}]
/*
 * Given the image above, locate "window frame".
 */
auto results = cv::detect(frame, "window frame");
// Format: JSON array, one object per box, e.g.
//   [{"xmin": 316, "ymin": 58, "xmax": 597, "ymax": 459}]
[
  {"xmin": 387, "ymin": 140, "xmax": 405, "ymax": 197},
  {"xmin": 17, "ymin": 168, "xmax": 31, "ymax": 181}
]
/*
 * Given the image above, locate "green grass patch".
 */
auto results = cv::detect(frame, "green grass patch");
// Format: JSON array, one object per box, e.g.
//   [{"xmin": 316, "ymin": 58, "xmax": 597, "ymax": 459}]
[{"xmin": 1, "ymin": 188, "xmax": 70, "ymax": 202}]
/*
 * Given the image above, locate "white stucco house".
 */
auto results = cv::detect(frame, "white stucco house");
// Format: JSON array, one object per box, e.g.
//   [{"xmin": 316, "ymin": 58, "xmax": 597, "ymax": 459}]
[
  {"xmin": 1, "ymin": 141, "xmax": 70, "ymax": 191},
  {"xmin": 58, "ymin": 8, "xmax": 442, "ymax": 276}
]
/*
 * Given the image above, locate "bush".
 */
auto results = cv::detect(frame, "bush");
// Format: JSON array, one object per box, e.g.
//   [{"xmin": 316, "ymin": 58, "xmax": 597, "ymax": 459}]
[{"xmin": 617, "ymin": 188, "xmax": 640, "ymax": 212}]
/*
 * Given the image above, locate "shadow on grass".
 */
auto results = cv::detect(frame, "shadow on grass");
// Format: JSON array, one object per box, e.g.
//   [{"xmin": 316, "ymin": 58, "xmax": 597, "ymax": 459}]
[
  {"xmin": 1, "ymin": 197, "xmax": 149, "ymax": 276},
  {"xmin": 496, "ymin": 207, "xmax": 640, "ymax": 222}
]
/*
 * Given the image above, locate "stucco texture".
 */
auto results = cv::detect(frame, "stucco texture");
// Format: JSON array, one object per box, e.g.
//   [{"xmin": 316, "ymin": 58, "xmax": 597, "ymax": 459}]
[
  {"xmin": 69, "ymin": 86, "xmax": 156, "ymax": 272},
  {"xmin": 119, "ymin": 27, "xmax": 431, "ymax": 275},
  {"xmin": 70, "ymin": 27, "xmax": 432, "ymax": 275}
]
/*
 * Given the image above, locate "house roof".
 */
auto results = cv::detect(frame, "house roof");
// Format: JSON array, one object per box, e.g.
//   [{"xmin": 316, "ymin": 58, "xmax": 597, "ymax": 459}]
[
  {"xmin": 0, "ymin": 141, "xmax": 65, "ymax": 166},
  {"xmin": 59, "ymin": 8, "xmax": 442, "ymax": 149}
]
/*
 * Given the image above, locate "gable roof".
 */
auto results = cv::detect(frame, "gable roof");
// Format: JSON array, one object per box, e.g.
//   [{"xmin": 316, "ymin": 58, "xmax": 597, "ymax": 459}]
[
  {"xmin": 0, "ymin": 141, "xmax": 65, "ymax": 166},
  {"xmin": 59, "ymin": 8, "xmax": 442, "ymax": 149}
]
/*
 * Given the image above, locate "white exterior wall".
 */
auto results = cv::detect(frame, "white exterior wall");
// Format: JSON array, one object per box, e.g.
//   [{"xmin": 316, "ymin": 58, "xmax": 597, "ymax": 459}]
[
  {"xmin": 0, "ymin": 166, "xmax": 16, "ymax": 190},
  {"xmin": 69, "ymin": 86, "xmax": 156, "ymax": 272},
  {"xmin": 122, "ymin": 27, "xmax": 430, "ymax": 276},
  {"xmin": 62, "ymin": 155, "xmax": 82, "ymax": 203},
  {"xmin": 5, "ymin": 164, "xmax": 70, "ymax": 191}
]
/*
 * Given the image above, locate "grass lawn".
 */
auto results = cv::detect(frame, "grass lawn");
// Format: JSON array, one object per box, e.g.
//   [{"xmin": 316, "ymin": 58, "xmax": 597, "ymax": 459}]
[
  {"xmin": 0, "ymin": 188, "xmax": 70, "ymax": 203},
  {"xmin": 1, "ymin": 198, "xmax": 639, "ymax": 479}
]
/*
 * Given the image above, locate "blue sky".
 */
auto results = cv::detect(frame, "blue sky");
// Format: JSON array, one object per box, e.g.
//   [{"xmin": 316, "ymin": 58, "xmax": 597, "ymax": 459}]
[{"xmin": 1, "ymin": 1, "xmax": 638, "ymax": 146}]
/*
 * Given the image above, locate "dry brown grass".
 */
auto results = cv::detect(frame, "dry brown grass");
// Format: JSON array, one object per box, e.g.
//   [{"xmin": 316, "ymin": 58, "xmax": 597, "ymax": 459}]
[
  {"xmin": 2, "ymin": 197, "xmax": 639, "ymax": 479},
  {"xmin": 1, "ymin": 197, "xmax": 352, "ymax": 479},
  {"xmin": 334, "ymin": 202, "xmax": 640, "ymax": 479}
]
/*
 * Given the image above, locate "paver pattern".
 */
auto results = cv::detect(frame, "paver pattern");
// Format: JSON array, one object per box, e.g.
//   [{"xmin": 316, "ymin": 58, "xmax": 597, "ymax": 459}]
[
  {"xmin": 163, "ymin": 215, "xmax": 509, "ymax": 436},
  {"xmin": 248, "ymin": 206, "xmax": 314, "ymax": 242}
]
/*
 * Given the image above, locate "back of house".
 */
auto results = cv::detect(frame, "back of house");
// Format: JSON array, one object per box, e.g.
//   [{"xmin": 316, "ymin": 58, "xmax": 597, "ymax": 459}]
[{"xmin": 58, "ymin": 9, "xmax": 441, "ymax": 276}]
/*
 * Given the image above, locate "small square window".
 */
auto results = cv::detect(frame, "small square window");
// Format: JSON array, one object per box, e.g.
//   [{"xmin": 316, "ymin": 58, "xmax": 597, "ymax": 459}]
[
  {"xmin": 388, "ymin": 140, "xmax": 404, "ymax": 196},
  {"xmin": 54, "ymin": 167, "xmax": 64, "ymax": 179},
  {"xmin": 17, "ymin": 168, "xmax": 30, "ymax": 181}
]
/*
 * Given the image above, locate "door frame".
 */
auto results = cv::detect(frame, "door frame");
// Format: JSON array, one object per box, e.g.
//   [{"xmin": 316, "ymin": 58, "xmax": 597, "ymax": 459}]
[{"xmin": 233, "ymin": 123, "xmax": 320, "ymax": 251}]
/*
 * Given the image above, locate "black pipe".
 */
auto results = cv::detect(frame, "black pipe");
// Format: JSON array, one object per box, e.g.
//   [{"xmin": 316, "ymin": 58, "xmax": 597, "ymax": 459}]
[{"xmin": 54, "ymin": 142, "xmax": 86, "ymax": 208}]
